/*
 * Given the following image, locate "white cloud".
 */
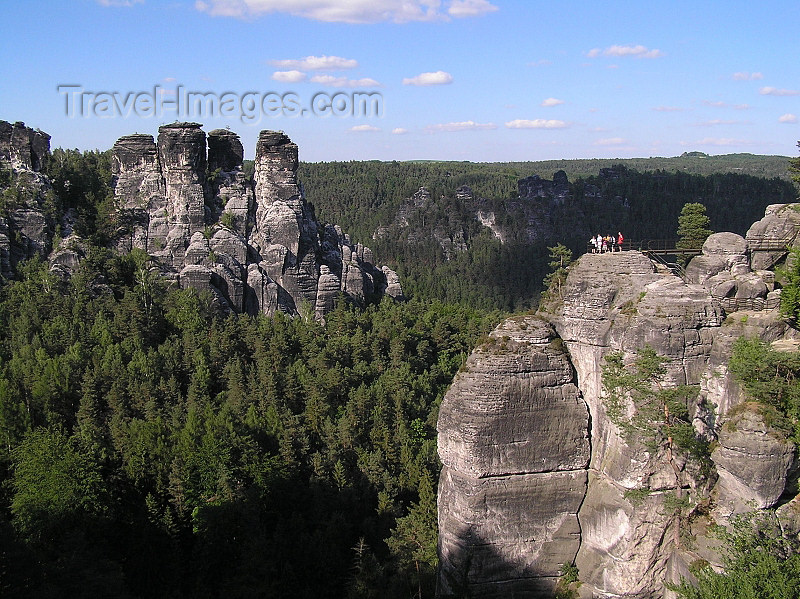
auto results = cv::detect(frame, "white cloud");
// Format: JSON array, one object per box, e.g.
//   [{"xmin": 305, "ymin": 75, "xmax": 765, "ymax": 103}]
[
  {"xmin": 392, "ymin": 128, "xmax": 409, "ymax": 134},
  {"xmin": 732, "ymin": 71, "xmax": 763, "ymax": 81},
  {"xmin": 505, "ymin": 119, "xmax": 568, "ymax": 129},
  {"xmin": 270, "ymin": 55, "xmax": 358, "ymax": 70},
  {"xmin": 760, "ymin": 86, "xmax": 800, "ymax": 96},
  {"xmin": 402, "ymin": 71, "xmax": 454, "ymax": 86},
  {"xmin": 594, "ymin": 137, "xmax": 626, "ymax": 146},
  {"xmin": 734, "ymin": 104, "xmax": 751, "ymax": 110},
  {"xmin": 196, "ymin": 0, "xmax": 496, "ymax": 23},
  {"xmin": 652, "ymin": 106, "xmax": 683, "ymax": 112},
  {"xmin": 426, "ymin": 121, "xmax": 496, "ymax": 132},
  {"xmin": 271, "ymin": 70, "xmax": 307, "ymax": 83},
  {"xmin": 779, "ymin": 114, "xmax": 798, "ymax": 124},
  {"xmin": 350, "ymin": 124, "xmax": 380, "ymax": 132},
  {"xmin": 541, "ymin": 97, "xmax": 564, "ymax": 107},
  {"xmin": 448, "ymin": 0, "xmax": 498, "ymax": 18},
  {"xmin": 527, "ymin": 59, "xmax": 552, "ymax": 67},
  {"xmin": 310, "ymin": 74, "xmax": 381, "ymax": 87},
  {"xmin": 587, "ymin": 44, "xmax": 663, "ymax": 59}
]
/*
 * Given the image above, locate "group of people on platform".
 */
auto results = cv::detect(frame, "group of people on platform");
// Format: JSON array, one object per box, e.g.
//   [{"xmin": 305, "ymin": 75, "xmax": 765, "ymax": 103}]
[{"xmin": 590, "ymin": 232, "xmax": 624, "ymax": 253}]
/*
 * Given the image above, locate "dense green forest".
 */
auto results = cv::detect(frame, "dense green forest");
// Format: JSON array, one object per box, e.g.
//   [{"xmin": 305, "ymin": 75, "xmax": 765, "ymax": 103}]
[
  {"xmin": 298, "ymin": 159, "xmax": 796, "ymax": 311},
  {"xmin": 0, "ymin": 252, "xmax": 500, "ymax": 598},
  {"xmin": 0, "ymin": 147, "xmax": 798, "ymax": 598}
]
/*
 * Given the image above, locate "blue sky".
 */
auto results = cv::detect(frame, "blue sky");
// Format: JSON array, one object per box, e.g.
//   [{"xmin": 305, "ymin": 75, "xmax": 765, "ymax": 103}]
[{"xmin": 2, "ymin": 0, "xmax": 798, "ymax": 162}]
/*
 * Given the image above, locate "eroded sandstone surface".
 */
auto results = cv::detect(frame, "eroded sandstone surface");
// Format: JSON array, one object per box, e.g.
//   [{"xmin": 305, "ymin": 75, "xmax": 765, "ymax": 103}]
[
  {"xmin": 109, "ymin": 124, "xmax": 402, "ymax": 318},
  {"xmin": 438, "ymin": 207, "xmax": 800, "ymax": 598}
]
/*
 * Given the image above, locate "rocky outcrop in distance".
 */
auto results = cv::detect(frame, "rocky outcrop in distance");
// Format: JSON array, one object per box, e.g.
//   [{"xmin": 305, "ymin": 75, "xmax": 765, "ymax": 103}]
[
  {"xmin": 0, "ymin": 120, "xmax": 402, "ymax": 318},
  {"xmin": 0, "ymin": 121, "xmax": 55, "ymax": 280},
  {"xmin": 437, "ymin": 205, "xmax": 800, "ymax": 598},
  {"xmin": 109, "ymin": 123, "xmax": 402, "ymax": 318}
]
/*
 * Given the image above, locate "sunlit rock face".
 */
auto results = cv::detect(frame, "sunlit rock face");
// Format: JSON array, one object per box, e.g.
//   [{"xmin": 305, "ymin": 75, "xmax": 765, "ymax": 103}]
[
  {"xmin": 438, "ymin": 204, "xmax": 800, "ymax": 598},
  {"xmin": 110, "ymin": 125, "xmax": 402, "ymax": 317},
  {"xmin": 437, "ymin": 317, "xmax": 590, "ymax": 597}
]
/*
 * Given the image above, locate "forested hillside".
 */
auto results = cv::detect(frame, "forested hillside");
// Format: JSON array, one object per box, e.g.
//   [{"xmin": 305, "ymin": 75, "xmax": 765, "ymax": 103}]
[
  {"xmin": 298, "ymin": 159, "xmax": 796, "ymax": 311},
  {"xmin": 0, "ymin": 145, "xmax": 797, "ymax": 598},
  {"xmin": 0, "ymin": 253, "xmax": 499, "ymax": 598}
]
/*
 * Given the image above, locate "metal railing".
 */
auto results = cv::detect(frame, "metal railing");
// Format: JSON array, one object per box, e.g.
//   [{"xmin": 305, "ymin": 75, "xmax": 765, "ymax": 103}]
[
  {"xmin": 647, "ymin": 251, "xmax": 689, "ymax": 282},
  {"xmin": 715, "ymin": 295, "xmax": 781, "ymax": 312},
  {"xmin": 585, "ymin": 239, "xmax": 702, "ymax": 255}
]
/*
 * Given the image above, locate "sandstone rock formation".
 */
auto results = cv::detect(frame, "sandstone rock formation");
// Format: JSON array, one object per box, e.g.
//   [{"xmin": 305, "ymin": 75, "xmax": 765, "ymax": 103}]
[
  {"xmin": 438, "ymin": 204, "xmax": 800, "ymax": 598},
  {"xmin": 110, "ymin": 123, "xmax": 402, "ymax": 318},
  {"xmin": 438, "ymin": 317, "xmax": 589, "ymax": 598},
  {"xmin": 0, "ymin": 120, "xmax": 55, "ymax": 279}
]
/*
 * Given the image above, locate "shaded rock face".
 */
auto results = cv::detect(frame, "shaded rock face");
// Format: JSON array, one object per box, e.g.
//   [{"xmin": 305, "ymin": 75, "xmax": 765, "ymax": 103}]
[
  {"xmin": 518, "ymin": 172, "xmax": 570, "ymax": 203},
  {"xmin": 438, "ymin": 206, "xmax": 800, "ymax": 598},
  {"xmin": 437, "ymin": 317, "xmax": 590, "ymax": 597},
  {"xmin": 0, "ymin": 120, "xmax": 50, "ymax": 171},
  {"xmin": 0, "ymin": 120, "xmax": 55, "ymax": 278},
  {"xmin": 110, "ymin": 124, "xmax": 401, "ymax": 317},
  {"xmin": 746, "ymin": 204, "xmax": 800, "ymax": 270}
]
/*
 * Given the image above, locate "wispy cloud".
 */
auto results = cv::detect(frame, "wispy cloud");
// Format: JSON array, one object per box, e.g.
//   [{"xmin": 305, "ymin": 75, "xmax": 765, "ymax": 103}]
[
  {"xmin": 779, "ymin": 113, "xmax": 798, "ymax": 124},
  {"xmin": 527, "ymin": 58, "xmax": 552, "ymax": 67},
  {"xmin": 587, "ymin": 44, "xmax": 664, "ymax": 59},
  {"xmin": 696, "ymin": 119, "xmax": 741, "ymax": 126},
  {"xmin": 594, "ymin": 137, "xmax": 626, "ymax": 146},
  {"xmin": 271, "ymin": 70, "xmax": 307, "ymax": 83},
  {"xmin": 196, "ymin": 0, "xmax": 498, "ymax": 23},
  {"xmin": 392, "ymin": 128, "xmax": 409, "ymax": 134},
  {"xmin": 652, "ymin": 106, "xmax": 684, "ymax": 112},
  {"xmin": 760, "ymin": 86, "xmax": 800, "ymax": 96},
  {"xmin": 310, "ymin": 74, "xmax": 381, "ymax": 87},
  {"xmin": 426, "ymin": 121, "xmax": 496, "ymax": 132},
  {"xmin": 505, "ymin": 119, "xmax": 569, "ymax": 129},
  {"xmin": 732, "ymin": 71, "xmax": 763, "ymax": 81},
  {"xmin": 270, "ymin": 55, "xmax": 358, "ymax": 70},
  {"xmin": 448, "ymin": 0, "xmax": 498, "ymax": 18},
  {"xmin": 541, "ymin": 97, "xmax": 564, "ymax": 107},
  {"xmin": 350, "ymin": 124, "xmax": 380, "ymax": 132},
  {"xmin": 402, "ymin": 71, "xmax": 454, "ymax": 86}
]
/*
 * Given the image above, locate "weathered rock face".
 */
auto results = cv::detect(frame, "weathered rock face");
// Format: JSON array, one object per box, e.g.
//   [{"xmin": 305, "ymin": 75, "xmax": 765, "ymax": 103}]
[
  {"xmin": 110, "ymin": 125, "xmax": 402, "ymax": 317},
  {"xmin": 712, "ymin": 404, "xmax": 795, "ymax": 517},
  {"xmin": 438, "ymin": 204, "xmax": 800, "ymax": 598},
  {"xmin": 0, "ymin": 120, "xmax": 55, "ymax": 278},
  {"xmin": 437, "ymin": 317, "xmax": 590, "ymax": 597},
  {"xmin": 746, "ymin": 204, "xmax": 800, "ymax": 270},
  {"xmin": 0, "ymin": 120, "xmax": 50, "ymax": 171}
]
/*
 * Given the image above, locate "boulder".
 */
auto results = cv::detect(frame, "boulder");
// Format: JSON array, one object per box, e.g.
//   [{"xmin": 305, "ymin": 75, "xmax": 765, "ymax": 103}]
[{"xmin": 702, "ymin": 232, "xmax": 748, "ymax": 257}]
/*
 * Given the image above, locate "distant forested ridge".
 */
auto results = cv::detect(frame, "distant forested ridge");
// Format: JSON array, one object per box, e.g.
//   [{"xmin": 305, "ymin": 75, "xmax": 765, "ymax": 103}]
[{"xmin": 298, "ymin": 157, "xmax": 797, "ymax": 311}]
